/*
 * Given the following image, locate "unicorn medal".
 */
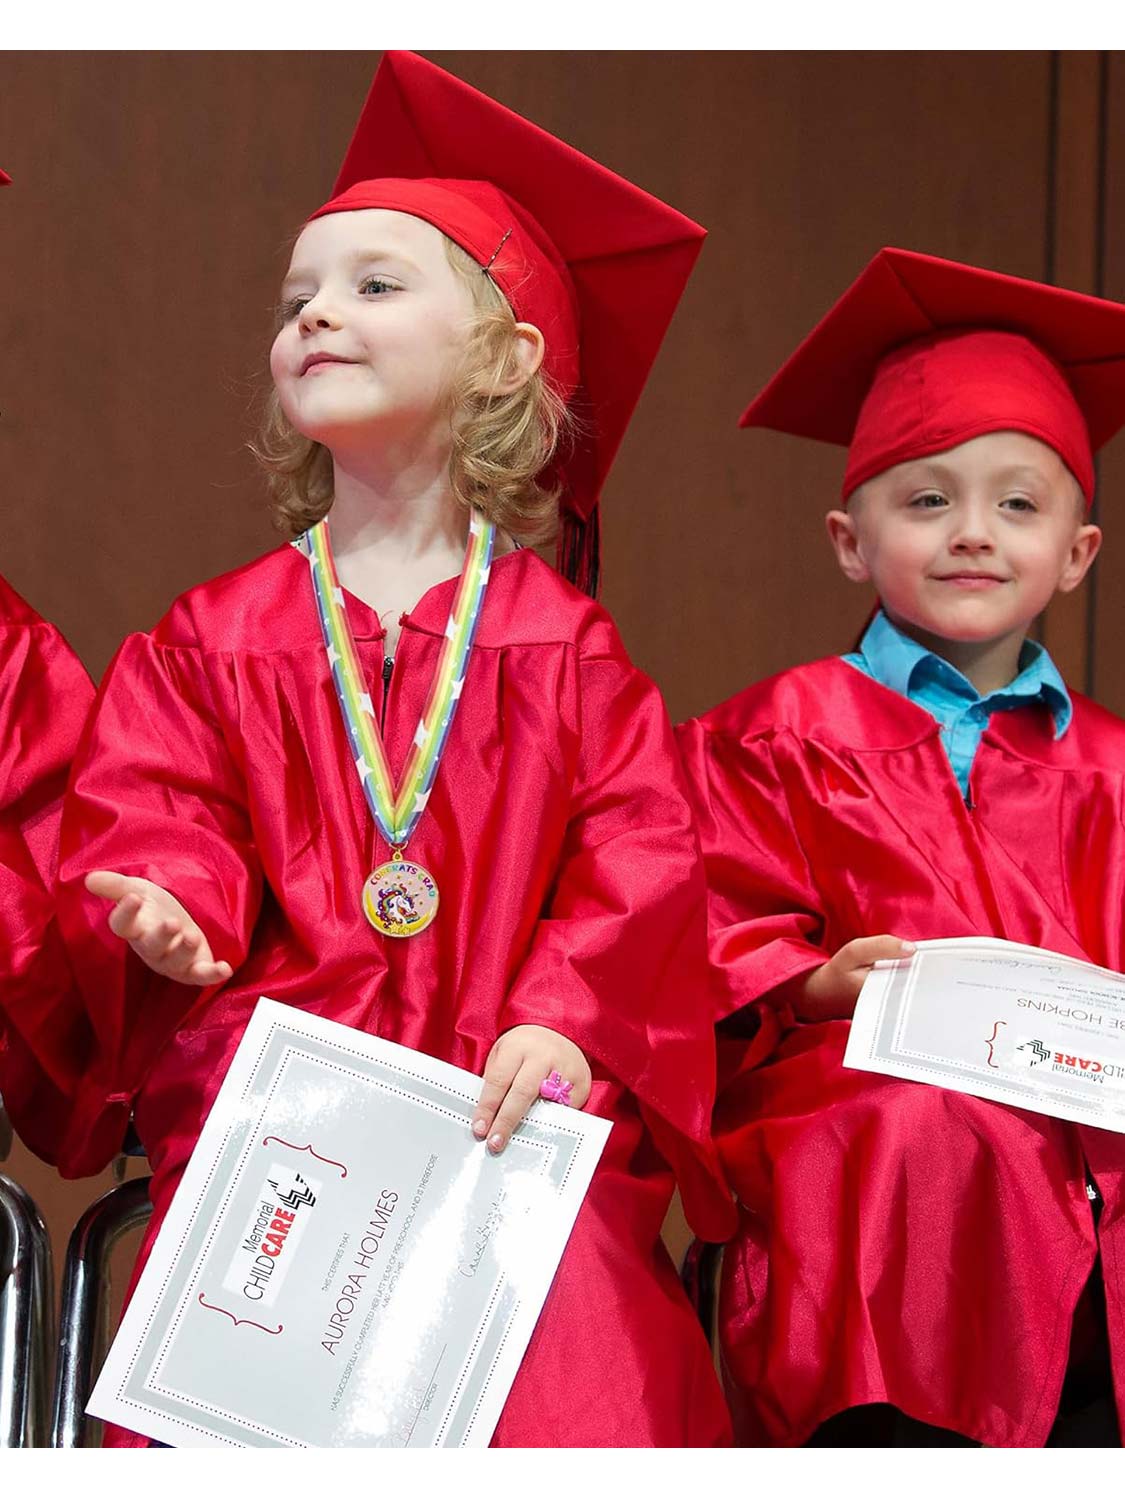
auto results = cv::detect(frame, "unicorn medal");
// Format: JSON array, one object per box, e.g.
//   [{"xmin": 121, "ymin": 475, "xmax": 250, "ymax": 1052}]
[{"xmin": 361, "ymin": 858, "xmax": 440, "ymax": 938}]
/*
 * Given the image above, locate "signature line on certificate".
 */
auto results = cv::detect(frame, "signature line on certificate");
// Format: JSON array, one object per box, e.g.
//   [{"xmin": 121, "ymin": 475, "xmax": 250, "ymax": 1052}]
[{"xmin": 405, "ymin": 1344, "xmax": 448, "ymax": 1446}]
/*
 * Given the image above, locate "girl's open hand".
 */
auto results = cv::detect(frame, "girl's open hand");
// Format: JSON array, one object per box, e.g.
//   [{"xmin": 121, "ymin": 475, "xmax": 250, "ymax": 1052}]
[
  {"xmin": 796, "ymin": 935, "xmax": 915, "ymax": 1022},
  {"xmin": 85, "ymin": 870, "xmax": 233, "ymax": 987},
  {"xmin": 472, "ymin": 1025, "xmax": 591, "ymax": 1154}
]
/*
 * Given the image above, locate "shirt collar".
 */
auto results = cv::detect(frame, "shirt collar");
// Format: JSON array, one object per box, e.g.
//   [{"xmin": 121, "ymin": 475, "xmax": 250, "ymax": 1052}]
[{"xmin": 857, "ymin": 608, "xmax": 1072, "ymax": 739}]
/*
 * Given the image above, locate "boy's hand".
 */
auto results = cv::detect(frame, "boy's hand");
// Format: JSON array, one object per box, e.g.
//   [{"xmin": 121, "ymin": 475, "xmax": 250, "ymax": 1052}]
[
  {"xmin": 85, "ymin": 870, "xmax": 233, "ymax": 987},
  {"xmin": 472, "ymin": 1025, "xmax": 591, "ymax": 1155},
  {"xmin": 796, "ymin": 935, "xmax": 915, "ymax": 1022}
]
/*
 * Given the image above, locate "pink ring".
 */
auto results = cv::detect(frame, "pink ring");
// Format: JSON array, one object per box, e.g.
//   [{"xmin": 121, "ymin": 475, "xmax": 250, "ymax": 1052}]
[{"xmin": 538, "ymin": 1069, "xmax": 573, "ymax": 1105}]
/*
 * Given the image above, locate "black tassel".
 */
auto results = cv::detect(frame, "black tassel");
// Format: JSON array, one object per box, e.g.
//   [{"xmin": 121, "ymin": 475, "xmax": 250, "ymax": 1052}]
[{"xmin": 557, "ymin": 505, "xmax": 601, "ymax": 599}]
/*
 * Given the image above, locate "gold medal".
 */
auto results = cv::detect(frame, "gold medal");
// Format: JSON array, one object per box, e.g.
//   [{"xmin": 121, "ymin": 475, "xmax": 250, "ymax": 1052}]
[{"xmin": 362, "ymin": 859, "xmax": 440, "ymax": 938}]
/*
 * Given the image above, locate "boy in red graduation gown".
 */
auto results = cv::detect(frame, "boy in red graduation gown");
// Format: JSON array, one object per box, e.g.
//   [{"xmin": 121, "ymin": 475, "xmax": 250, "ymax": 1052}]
[
  {"xmin": 56, "ymin": 54, "xmax": 734, "ymax": 1447},
  {"xmin": 0, "ymin": 166, "xmax": 96, "ymax": 1165},
  {"xmin": 677, "ymin": 248, "xmax": 1125, "ymax": 1447}
]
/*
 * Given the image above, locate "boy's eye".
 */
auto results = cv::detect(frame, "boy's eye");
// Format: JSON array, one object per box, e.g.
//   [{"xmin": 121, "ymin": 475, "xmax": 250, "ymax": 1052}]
[
  {"xmin": 1001, "ymin": 495, "xmax": 1037, "ymax": 512},
  {"xmin": 359, "ymin": 276, "xmax": 396, "ymax": 296},
  {"xmin": 909, "ymin": 491, "xmax": 947, "ymax": 508}
]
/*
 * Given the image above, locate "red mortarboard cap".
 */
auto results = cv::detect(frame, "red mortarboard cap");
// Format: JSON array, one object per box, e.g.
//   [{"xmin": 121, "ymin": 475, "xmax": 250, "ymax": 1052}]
[
  {"xmin": 0, "ymin": 169, "xmax": 11, "ymax": 186},
  {"xmin": 309, "ymin": 51, "xmax": 707, "ymax": 593},
  {"xmin": 739, "ymin": 247, "xmax": 1125, "ymax": 507}
]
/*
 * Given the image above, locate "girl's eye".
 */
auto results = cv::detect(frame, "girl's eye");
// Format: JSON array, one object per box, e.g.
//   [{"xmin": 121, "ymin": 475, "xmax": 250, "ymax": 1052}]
[
  {"xmin": 279, "ymin": 296, "xmax": 310, "ymax": 322},
  {"xmin": 910, "ymin": 491, "xmax": 947, "ymax": 509},
  {"xmin": 359, "ymin": 276, "xmax": 395, "ymax": 296}
]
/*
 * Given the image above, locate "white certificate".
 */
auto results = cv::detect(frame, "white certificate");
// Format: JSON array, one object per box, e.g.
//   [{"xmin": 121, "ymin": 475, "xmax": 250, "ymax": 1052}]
[
  {"xmin": 88, "ymin": 997, "xmax": 611, "ymax": 1447},
  {"xmin": 844, "ymin": 936, "xmax": 1125, "ymax": 1132}
]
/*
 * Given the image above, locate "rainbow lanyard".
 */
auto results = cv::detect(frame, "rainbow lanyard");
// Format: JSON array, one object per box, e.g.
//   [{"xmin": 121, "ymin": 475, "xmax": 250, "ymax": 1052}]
[{"xmin": 297, "ymin": 512, "xmax": 495, "ymax": 853}]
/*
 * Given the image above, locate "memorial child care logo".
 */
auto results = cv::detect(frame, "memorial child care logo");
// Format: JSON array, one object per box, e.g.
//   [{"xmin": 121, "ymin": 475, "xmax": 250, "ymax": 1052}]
[
  {"xmin": 1013, "ymin": 1037, "xmax": 1125, "ymax": 1085},
  {"xmin": 1016, "ymin": 1038, "xmax": 1051, "ymax": 1067},
  {"xmin": 221, "ymin": 1163, "xmax": 322, "ymax": 1309}
]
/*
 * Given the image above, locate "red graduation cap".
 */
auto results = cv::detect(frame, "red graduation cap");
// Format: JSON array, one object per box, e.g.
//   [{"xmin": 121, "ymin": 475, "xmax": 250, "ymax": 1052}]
[
  {"xmin": 739, "ymin": 247, "xmax": 1125, "ymax": 508},
  {"xmin": 308, "ymin": 50, "xmax": 707, "ymax": 593},
  {"xmin": 0, "ymin": 169, "xmax": 11, "ymax": 186}
]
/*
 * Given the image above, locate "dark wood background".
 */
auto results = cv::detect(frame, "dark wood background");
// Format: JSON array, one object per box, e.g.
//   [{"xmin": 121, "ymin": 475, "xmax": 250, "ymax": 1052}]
[{"xmin": 1, "ymin": 51, "xmax": 1120, "ymax": 1373}]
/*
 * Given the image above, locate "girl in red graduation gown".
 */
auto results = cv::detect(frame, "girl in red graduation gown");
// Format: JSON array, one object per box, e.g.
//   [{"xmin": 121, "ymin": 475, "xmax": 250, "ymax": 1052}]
[
  {"xmin": 56, "ymin": 53, "xmax": 733, "ymax": 1447},
  {"xmin": 678, "ymin": 248, "xmax": 1125, "ymax": 1447},
  {"xmin": 0, "ymin": 169, "xmax": 96, "ymax": 1165}
]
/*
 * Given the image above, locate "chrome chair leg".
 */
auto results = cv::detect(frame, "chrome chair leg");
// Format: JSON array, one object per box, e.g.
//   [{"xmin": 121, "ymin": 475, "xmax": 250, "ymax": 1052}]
[
  {"xmin": 0, "ymin": 1172, "xmax": 54, "ymax": 1447},
  {"xmin": 51, "ymin": 1176, "xmax": 152, "ymax": 1448}
]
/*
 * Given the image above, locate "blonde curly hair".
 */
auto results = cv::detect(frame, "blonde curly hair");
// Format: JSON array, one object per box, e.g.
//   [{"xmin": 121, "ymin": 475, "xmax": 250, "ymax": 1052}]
[{"xmin": 253, "ymin": 236, "xmax": 572, "ymax": 544}]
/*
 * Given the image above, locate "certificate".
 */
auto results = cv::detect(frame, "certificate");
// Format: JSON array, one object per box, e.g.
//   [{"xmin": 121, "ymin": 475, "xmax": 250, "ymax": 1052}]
[
  {"xmin": 87, "ymin": 998, "xmax": 611, "ymax": 1447},
  {"xmin": 844, "ymin": 936, "xmax": 1125, "ymax": 1132}
]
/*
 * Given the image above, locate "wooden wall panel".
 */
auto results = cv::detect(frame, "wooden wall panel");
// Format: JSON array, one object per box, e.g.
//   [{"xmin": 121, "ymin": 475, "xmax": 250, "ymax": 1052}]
[
  {"xmin": 1039, "ymin": 53, "xmax": 1105, "ymax": 690},
  {"xmin": 1091, "ymin": 52, "xmax": 1125, "ymax": 715}
]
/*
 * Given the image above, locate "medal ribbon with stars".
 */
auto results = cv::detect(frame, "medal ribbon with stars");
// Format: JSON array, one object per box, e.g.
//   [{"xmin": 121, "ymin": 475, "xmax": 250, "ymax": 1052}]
[{"xmin": 297, "ymin": 512, "xmax": 495, "ymax": 852}]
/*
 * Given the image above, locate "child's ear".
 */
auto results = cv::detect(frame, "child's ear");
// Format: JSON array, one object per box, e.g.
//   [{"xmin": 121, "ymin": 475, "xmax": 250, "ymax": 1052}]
[
  {"xmin": 494, "ymin": 323, "xmax": 545, "ymax": 396},
  {"xmin": 1057, "ymin": 522, "xmax": 1103, "ymax": 594},
  {"xmin": 826, "ymin": 508, "xmax": 871, "ymax": 583}
]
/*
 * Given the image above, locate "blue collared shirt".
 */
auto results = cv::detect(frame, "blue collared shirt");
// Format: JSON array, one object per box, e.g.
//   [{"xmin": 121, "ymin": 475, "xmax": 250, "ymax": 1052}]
[{"xmin": 843, "ymin": 610, "xmax": 1072, "ymax": 799}]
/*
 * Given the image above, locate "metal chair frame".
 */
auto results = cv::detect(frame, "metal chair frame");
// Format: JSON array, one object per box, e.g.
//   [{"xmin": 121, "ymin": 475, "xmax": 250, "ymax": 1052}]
[
  {"xmin": 51, "ymin": 1176, "xmax": 152, "ymax": 1449},
  {"xmin": 0, "ymin": 1170, "xmax": 54, "ymax": 1447}
]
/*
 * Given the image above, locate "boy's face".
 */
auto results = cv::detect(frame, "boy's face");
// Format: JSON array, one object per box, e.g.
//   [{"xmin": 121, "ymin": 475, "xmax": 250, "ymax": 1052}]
[
  {"xmin": 826, "ymin": 431, "xmax": 1102, "ymax": 649},
  {"xmin": 270, "ymin": 208, "xmax": 475, "ymax": 455}
]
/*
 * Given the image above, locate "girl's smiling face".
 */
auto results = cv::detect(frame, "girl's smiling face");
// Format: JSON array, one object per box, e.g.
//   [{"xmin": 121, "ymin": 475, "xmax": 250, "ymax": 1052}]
[
  {"xmin": 826, "ymin": 431, "xmax": 1102, "ymax": 654},
  {"xmin": 270, "ymin": 208, "xmax": 477, "ymax": 459}
]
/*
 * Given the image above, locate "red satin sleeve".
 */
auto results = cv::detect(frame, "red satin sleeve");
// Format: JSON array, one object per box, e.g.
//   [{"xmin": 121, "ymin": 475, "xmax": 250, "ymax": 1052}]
[
  {"xmin": 500, "ymin": 653, "xmax": 734, "ymax": 1241},
  {"xmin": 0, "ymin": 616, "xmax": 95, "ymax": 1164},
  {"xmin": 675, "ymin": 719, "xmax": 829, "ymax": 1049},
  {"xmin": 55, "ymin": 621, "xmax": 263, "ymax": 1176}
]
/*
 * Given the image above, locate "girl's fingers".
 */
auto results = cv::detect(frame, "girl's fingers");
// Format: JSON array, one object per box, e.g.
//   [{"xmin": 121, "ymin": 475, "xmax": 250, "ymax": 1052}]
[
  {"xmin": 161, "ymin": 930, "xmax": 186, "ymax": 959},
  {"xmin": 486, "ymin": 1059, "xmax": 544, "ymax": 1155},
  {"xmin": 90, "ymin": 873, "xmax": 229, "ymax": 987},
  {"xmin": 473, "ymin": 1047, "xmax": 517, "ymax": 1140},
  {"xmin": 107, "ymin": 893, "xmax": 147, "ymax": 940},
  {"xmin": 566, "ymin": 1067, "xmax": 592, "ymax": 1111},
  {"xmin": 185, "ymin": 957, "xmax": 233, "ymax": 987},
  {"xmin": 86, "ymin": 869, "xmax": 135, "ymax": 902},
  {"xmin": 170, "ymin": 930, "xmax": 227, "ymax": 985},
  {"xmin": 162, "ymin": 922, "xmax": 206, "ymax": 964},
  {"xmin": 135, "ymin": 918, "xmax": 186, "ymax": 964}
]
